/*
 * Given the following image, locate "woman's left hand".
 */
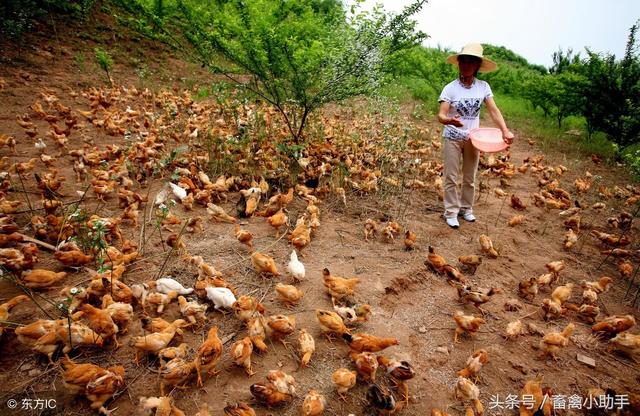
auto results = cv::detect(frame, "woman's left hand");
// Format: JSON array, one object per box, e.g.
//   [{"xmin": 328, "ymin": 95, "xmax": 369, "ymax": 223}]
[{"xmin": 502, "ymin": 130, "xmax": 514, "ymax": 145}]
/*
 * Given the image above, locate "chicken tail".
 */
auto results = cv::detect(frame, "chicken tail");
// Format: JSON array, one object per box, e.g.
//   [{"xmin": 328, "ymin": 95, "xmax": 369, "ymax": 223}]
[
  {"xmin": 457, "ymin": 367, "xmax": 472, "ymax": 378},
  {"xmin": 301, "ymin": 352, "xmax": 312, "ymax": 367},
  {"xmin": 251, "ymin": 336, "xmax": 268, "ymax": 352}
]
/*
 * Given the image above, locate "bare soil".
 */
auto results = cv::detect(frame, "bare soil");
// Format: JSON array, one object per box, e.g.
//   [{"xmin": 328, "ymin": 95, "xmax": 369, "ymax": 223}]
[{"xmin": 0, "ymin": 11, "xmax": 638, "ymax": 416}]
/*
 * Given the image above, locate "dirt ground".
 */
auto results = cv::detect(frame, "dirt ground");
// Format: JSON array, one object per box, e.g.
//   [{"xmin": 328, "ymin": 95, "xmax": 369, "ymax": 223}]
[{"xmin": 0, "ymin": 13, "xmax": 639, "ymax": 416}]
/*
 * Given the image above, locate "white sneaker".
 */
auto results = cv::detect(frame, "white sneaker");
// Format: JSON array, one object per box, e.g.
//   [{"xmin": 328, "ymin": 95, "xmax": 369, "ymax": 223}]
[
  {"xmin": 459, "ymin": 211, "xmax": 476, "ymax": 222},
  {"xmin": 444, "ymin": 216, "xmax": 460, "ymax": 228}
]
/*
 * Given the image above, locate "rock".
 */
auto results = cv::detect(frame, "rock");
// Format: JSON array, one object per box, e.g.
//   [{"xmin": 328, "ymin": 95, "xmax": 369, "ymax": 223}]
[
  {"xmin": 435, "ymin": 346, "xmax": 449, "ymax": 355},
  {"xmin": 418, "ymin": 326, "xmax": 427, "ymax": 334}
]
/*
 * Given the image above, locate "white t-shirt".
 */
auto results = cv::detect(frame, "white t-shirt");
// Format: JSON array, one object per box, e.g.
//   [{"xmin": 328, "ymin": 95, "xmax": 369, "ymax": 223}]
[{"xmin": 438, "ymin": 78, "xmax": 493, "ymax": 140}]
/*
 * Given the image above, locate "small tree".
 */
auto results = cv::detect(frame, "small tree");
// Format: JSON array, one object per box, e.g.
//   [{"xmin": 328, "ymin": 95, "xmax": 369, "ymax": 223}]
[
  {"xmin": 94, "ymin": 47, "xmax": 114, "ymax": 86},
  {"xmin": 174, "ymin": 0, "xmax": 427, "ymax": 144}
]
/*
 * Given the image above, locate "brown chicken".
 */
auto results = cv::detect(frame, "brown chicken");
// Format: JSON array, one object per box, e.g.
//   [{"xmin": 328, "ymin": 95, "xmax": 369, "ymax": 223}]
[
  {"xmin": 316, "ymin": 309, "xmax": 349, "ymax": 339},
  {"xmin": 331, "ymin": 368, "xmax": 357, "ymax": 399},
  {"xmin": 518, "ymin": 277, "xmax": 538, "ymax": 301},
  {"xmin": 177, "ymin": 296, "xmax": 207, "ymax": 325},
  {"xmin": 617, "ymin": 260, "xmax": 633, "ymax": 279},
  {"xmin": 302, "ymin": 390, "xmax": 326, "ymax": 416},
  {"xmin": 249, "ymin": 383, "xmax": 292, "ymax": 406},
  {"xmin": 377, "ymin": 355, "xmax": 415, "ymax": 404},
  {"xmin": 457, "ymin": 349, "xmax": 489, "ymax": 381},
  {"xmin": 479, "ymin": 234, "xmax": 498, "ymax": 258},
  {"xmin": 146, "ymin": 290, "xmax": 179, "ymax": 314},
  {"xmin": 274, "ymin": 283, "xmax": 304, "ymax": 307},
  {"xmin": 233, "ymin": 295, "xmax": 266, "ymax": 322},
  {"xmin": 264, "ymin": 314, "xmax": 296, "ymax": 346},
  {"xmin": 453, "ymin": 311, "xmax": 486, "ymax": 343},
  {"xmin": 78, "ymin": 303, "xmax": 119, "ymax": 347},
  {"xmin": 580, "ymin": 276, "xmax": 613, "ymax": 294},
  {"xmin": 267, "ymin": 370, "xmax": 296, "ymax": 395},
  {"xmin": 56, "ymin": 321, "xmax": 105, "ymax": 356},
  {"xmin": 519, "ymin": 376, "xmax": 552, "ymax": 416},
  {"xmin": 62, "ymin": 357, "xmax": 125, "ymax": 415},
  {"xmin": 234, "ymin": 224, "xmax": 253, "ymax": 249},
  {"xmin": 403, "ymin": 230, "xmax": 417, "ymax": 250},
  {"xmin": 551, "ymin": 282, "xmax": 574, "ymax": 304},
  {"xmin": 54, "ymin": 250, "xmax": 94, "ymax": 267},
  {"xmin": 342, "ymin": 332, "xmax": 399, "ymax": 353},
  {"xmin": 456, "ymin": 284, "xmax": 501, "ymax": 313},
  {"xmin": 545, "ymin": 260, "xmax": 565, "ymax": 276},
  {"xmin": 455, "ymin": 377, "xmax": 483, "ymax": 416},
  {"xmin": 426, "ymin": 246, "xmax": 447, "ymax": 273},
  {"xmin": 101, "ymin": 294, "xmax": 134, "ymax": 333},
  {"xmin": 133, "ymin": 319, "xmax": 187, "ymax": 364},
  {"xmin": 230, "ymin": 336, "xmax": 255, "ymax": 376},
  {"xmin": 158, "ymin": 343, "xmax": 189, "ymax": 366},
  {"xmin": 267, "ymin": 208, "xmax": 288, "ymax": 237},
  {"xmin": 250, "ymin": 252, "xmax": 280, "ymax": 277},
  {"xmin": 367, "ymin": 383, "xmax": 401, "ymax": 415},
  {"xmin": 298, "ymin": 328, "xmax": 315, "ymax": 367},
  {"xmin": 608, "ymin": 332, "xmax": 640, "ymax": 360},
  {"xmin": 0, "ymin": 294, "xmax": 29, "ymax": 337},
  {"xmin": 364, "ymin": 219, "xmax": 378, "ymax": 241},
  {"xmin": 591, "ymin": 230, "xmax": 632, "ymax": 246},
  {"xmin": 458, "ymin": 254, "xmax": 482, "ymax": 274},
  {"xmin": 247, "ymin": 316, "xmax": 268, "ymax": 352},
  {"xmin": 322, "ymin": 268, "xmax": 359, "ymax": 300},
  {"xmin": 350, "ymin": 351, "xmax": 379, "ymax": 382},
  {"xmin": 159, "ymin": 357, "xmax": 196, "ymax": 395},
  {"xmin": 539, "ymin": 322, "xmax": 575, "ymax": 360},
  {"xmin": 194, "ymin": 326, "xmax": 223, "ymax": 386},
  {"xmin": 592, "ymin": 315, "xmax": 636, "ymax": 336},
  {"xmin": 223, "ymin": 402, "xmax": 257, "ymax": 416}
]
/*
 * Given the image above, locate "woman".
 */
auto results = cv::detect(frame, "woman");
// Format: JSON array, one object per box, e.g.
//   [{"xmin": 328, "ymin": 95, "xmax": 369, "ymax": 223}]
[{"xmin": 437, "ymin": 43, "xmax": 514, "ymax": 229}]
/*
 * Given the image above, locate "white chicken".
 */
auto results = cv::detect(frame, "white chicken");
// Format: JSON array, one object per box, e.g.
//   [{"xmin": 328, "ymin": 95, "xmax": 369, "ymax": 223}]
[
  {"xmin": 35, "ymin": 138, "xmax": 47, "ymax": 151},
  {"xmin": 205, "ymin": 286, "xmax": 236, "ymax": 310},
  {"xmin": 154, "ymin": 277, "xmax": 193, "ymax": 295},
  {"xmin": 287, "ymin": 250, "xmax": 305, "ymax": 282},
  {"xmin": 169, "ymin": 182, "xmax": 187, "ymax": 201}
]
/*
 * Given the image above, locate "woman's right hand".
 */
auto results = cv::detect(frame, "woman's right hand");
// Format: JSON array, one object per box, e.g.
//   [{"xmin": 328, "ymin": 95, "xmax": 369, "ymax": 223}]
[{"xmin": 448, "ymin": 115, "xmax": 464, "ymax": 127}]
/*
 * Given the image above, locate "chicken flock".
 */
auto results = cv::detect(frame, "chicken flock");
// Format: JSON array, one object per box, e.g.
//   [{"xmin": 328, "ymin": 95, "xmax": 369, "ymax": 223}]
[{"xmin": 0, "ymin": 77, "xmax": 638, "ymax": 416}]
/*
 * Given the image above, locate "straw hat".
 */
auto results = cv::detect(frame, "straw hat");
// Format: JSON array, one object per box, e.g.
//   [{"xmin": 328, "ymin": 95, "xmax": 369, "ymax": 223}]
[{"xmin": 446, "ymin": 43, "xmax": 497, "ymax": 73}]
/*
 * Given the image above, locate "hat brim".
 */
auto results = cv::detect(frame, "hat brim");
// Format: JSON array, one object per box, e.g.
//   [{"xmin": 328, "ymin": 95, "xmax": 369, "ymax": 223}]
[{"xmin": 446, "ymin": 53, "xmax": 497, "ymax": 73}]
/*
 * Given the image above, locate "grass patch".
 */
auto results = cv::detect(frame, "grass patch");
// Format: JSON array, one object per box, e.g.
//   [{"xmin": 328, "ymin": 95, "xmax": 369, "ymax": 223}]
[{"xmin": 494, "ymin": 94, "xmax": 618, "ymax": 161}]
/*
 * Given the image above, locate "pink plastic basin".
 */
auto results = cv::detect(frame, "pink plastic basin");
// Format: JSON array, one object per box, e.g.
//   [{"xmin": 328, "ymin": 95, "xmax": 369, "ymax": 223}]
[{"xmin": 469, "ymin": 128, "xmax": 508, "ymax": 153}]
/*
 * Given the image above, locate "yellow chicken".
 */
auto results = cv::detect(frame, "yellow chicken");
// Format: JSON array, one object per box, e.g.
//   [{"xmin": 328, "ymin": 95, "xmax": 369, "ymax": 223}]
[
  {"xmin": 264, "ymin": 314, "xmax": 296, "ymax": 346},
  {"xmin": 247, "ymin": 316, "xmax": 268, "ymax": 352},
  {"xmin": 302, "ymin": 390, "xmax": 326, "ymax": 416},
  {"xmin": 0, "ymin": 294, "xmax": 29, "ymax": 337},
  {"xmin": 194, "ymin": 326, "xmax": 223, "ymax": 386},
  {"xmin": 275, "ymin": 283, "xmax": 304, "ymax": 307},
  {"xmin": 250, "ymin": 252, "xmax": 280, "ymax": 277},
  {"xmin": 539, "ymin": 322, "xmax": 575, "ymax": 360},
  {"xmin": 298, "ymin": 328, "xmax": 315, "ymax": 367},
  {"xmin": 267, "ymin": 208, "xmax": 288, "ymax": 237},
  {"xmin": 223, "ymin": 402, "xmax": 257, "ymax": 416},
  {"xmin": 453, "ymin": 311, "xmax": 486, "ymax": 343},
  {"xmin": 479, "ymin": 234, "xmax": 498, "ymax": 258},
  {"xmin": 316, "ymin": 309, "xmax": 349, "ymax": 339},
  {"xmin": 322, "ymin": 268, "xmax": 359, "ymax": 300},
  {"xmin": 233, "ymin": 295, "xmax": 266, "ymax": 322},
  {"xmin": 457, "ymin": 349, "xmax": 489, "ymax": 380},
  {"xmin": 608, "ymin": 332, "xmax": 640, "ymax": 360},
  {"xmin": 230, "ymin": 337, "xmax": 255, "ymax": 376},
  {"xmin": 133, "ymin": 319, "xmax": 187, "ymax": 364},
  {"xmin": 20, "ymin": 269, "xmax": 67, "ymax": 289},
  {"xmin": 350, "ymin": 351, "xmax": 379, "ymax": 382},
  {"xmin": 331, "ymin": 368, "xmax": 357, "ymax": 400},
  {"xmin": 177, "ymin": 296, "xmax": 208, "ymax": 325},
  {"xmin": 455, "ymin": 377, "xmax": 483, "ymax": 416},
  {"xmin": 61, "ymin": 357, "xmax": 125, "ymax": 415},
  {"xmin": 160, "ymin": 357, "xmax": 196, "ymax": 395}
]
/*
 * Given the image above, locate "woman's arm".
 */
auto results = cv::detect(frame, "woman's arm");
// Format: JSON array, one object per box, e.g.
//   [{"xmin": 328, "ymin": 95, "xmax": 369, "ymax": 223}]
[
  {"xmin": 438, "ymin": 101, "xmax": 464, "ymax": 127},
  {"xmin": 484, "ymin": 97, "xmax": 514, "ymax": 144}
]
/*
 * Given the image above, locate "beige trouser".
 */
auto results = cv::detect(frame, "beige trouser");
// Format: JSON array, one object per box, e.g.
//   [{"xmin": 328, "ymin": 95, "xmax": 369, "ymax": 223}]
[{"xmin": 443, "ymin": 138, "xmax": 480, "ymax": 218}]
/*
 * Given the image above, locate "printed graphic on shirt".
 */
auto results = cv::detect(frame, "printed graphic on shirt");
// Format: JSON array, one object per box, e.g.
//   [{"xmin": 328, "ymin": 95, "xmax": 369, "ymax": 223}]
[{"xmin": 453, "ymin": 98, "xmax": 482, "ymax": 118}]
